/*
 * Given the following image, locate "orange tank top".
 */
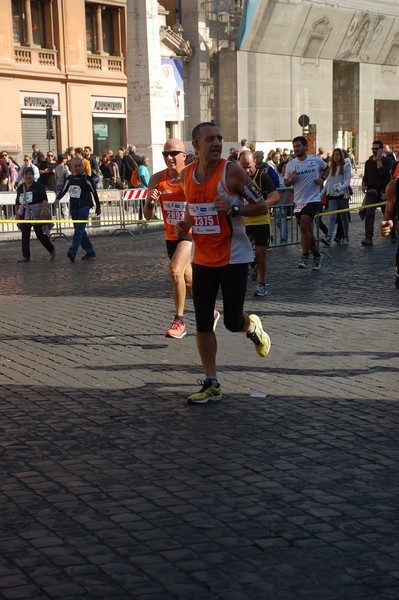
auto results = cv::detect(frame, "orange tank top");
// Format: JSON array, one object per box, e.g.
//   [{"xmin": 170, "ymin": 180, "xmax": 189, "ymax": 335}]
[
  {"xmin": 156, "ymin": 169, "xmax": 187, "ymax": 241},
  {"xmin": 184, "ymin": 159, "xmax": 252, "ymax": 267}
]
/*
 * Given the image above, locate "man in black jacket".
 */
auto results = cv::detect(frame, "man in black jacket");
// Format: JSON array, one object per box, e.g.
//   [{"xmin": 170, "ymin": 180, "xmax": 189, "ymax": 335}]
[
  {"xmin": 361, "ymin": 140, "xmax": 393, "ymax": 246},
  {"xmin": 120, "ymin": 145, "xmax": 142, "ymax": 187},
  {"xmin": 57, "ymin": 158, "xmax": 101, "ymax": 262}
]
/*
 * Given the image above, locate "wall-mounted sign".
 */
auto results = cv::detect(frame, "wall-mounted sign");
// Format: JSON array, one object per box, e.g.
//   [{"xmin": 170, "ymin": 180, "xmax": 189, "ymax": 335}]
[
  {"xmin": 20, "ymin": 91, "xmax": 59, "ymax": 111},
  {"xmin": 91, "ymin": 96, "xmax": 125, "ymax": 114}
]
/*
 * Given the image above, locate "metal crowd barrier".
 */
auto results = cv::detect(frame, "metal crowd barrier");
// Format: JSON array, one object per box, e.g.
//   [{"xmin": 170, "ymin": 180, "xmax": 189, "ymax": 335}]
[
  {"xmin": 270, "ymin": 187, "xmax": 298, "ymax": 247},
  {"xmin": 0, "ymin": 189, "xmax": 164, "ymax": 242},
  {"xmin": 0, "ymin": 184, "xmax": 367, "ymax": 245}
]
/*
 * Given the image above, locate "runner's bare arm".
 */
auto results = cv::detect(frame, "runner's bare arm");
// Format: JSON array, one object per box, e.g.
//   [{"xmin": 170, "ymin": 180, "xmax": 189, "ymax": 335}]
[
  {"xmin": 266, "ymin": 189, "xmax": 280, "ymax": 208},
  {"xmin": 284, "ymin": 166, "xmax": 297, "ymax": 187},
  {"xmin": 144, "ymin": 172, "xmax": 162, "ymax": 220},
  {"xmin": 381, "ymin": 180, "xmax": 396, "ymax": 236},
  {"xmin": 212, "ymin": 162, "xmax": 267, "ymax": 216}
]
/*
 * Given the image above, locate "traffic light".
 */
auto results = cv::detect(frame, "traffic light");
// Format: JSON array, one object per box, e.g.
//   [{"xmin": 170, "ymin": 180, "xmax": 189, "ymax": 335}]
[{"xmin": 46, "ymin": 107, "xmax": 55, "ymax": 140}]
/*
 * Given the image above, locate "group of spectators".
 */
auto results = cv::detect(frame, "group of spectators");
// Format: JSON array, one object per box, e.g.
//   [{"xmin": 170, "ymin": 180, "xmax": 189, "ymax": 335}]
[
  {"xmin": 228, "ymin": 139, "xmax": 360, "ymax": 183},
  {"xmin": 0, "ymin": 144, "xmax": 153, "ymax": 196},
  {"xmin": 4, "ymin": 138, "xmax": 399, "ymax": 194},
  {"xmin": 97, "ymin": 145, "xmax": 150, "ymax": 190}
]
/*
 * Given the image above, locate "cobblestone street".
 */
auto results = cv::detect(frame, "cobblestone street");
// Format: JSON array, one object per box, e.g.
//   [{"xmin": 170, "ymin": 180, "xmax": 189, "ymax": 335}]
[{"xmin": 0, "ymin": 218, "xmax": 398, "ymax": 599}]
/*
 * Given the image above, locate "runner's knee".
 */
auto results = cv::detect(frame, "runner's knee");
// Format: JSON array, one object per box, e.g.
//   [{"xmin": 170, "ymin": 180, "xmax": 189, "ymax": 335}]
[
  {"xmin": 224, "ymin": 314, "xmax": 245, "ymax": 332},
  {"xmin": 169, "ymin": 261, "xmax": 184, "ymax": 280}
]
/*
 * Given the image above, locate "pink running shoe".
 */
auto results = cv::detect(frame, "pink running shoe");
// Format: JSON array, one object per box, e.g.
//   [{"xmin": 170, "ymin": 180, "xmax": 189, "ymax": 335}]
[{"xmin": 165, "ymin": 320, "xmax": 186, "ymax": 339}]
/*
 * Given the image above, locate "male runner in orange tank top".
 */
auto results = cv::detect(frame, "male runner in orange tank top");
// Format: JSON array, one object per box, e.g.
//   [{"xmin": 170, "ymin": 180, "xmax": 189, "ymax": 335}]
[
  {"xmin": 381, "ymin": 179, "xmax": 399, "ymax": 288},
  {"xmin": 176, "ymin": 122, "xmax": 272, "ymax": 404},
  {"xmin": 144, "ymin": 139, "xmax": 193, "ymax": 338}
]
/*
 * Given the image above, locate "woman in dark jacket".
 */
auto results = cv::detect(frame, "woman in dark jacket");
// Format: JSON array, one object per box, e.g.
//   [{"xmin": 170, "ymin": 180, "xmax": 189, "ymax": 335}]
[{"xmin": 15, "ymin": 167, "xmax": 55, "ymax": 262}]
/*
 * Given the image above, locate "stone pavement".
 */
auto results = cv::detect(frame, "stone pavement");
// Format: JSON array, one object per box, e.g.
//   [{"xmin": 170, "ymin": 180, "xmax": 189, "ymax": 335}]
[{"xmin": 0, "ymin": 218, "xmax": 398, "ymax": 599}]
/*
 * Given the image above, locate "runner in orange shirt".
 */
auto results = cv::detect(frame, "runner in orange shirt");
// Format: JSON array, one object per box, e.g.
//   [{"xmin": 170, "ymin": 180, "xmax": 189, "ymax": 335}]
[
  {"xmin": 381, "ymin": 178, "xmax": 399, "ymax": 288},
  {"xmin": 144, "ymin": 139, "xmax": 193, "ymax": 339},
  {"xmin": 176, "ymin": 122, "xmax": 272, "ymax": 404}
]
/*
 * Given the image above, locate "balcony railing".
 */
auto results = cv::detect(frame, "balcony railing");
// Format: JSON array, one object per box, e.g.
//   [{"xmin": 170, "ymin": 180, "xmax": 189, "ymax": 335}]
[
  {"xmin": 87, "ymin": 54, "xmax": 125, "ymax": 73},
  {"xmin": 14, "ymin": 47, "xmax": 125, "ymax": 74},
  {"xmin": 14, "ymin": 46, "xmax": 57, "ymax": 67}
]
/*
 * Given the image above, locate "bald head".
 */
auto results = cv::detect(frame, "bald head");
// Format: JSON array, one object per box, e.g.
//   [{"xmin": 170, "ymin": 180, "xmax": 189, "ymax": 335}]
[
  {"xmin": 164, "ymin": 138, "xmax": 185, "ymax": 153},
  {"xmin": 240, "ymin": 150, "xmax": 254, "ymax": 161},
  {"xmin": 239, "ymin": 150, "xmax": 256, "ymax": 176}
]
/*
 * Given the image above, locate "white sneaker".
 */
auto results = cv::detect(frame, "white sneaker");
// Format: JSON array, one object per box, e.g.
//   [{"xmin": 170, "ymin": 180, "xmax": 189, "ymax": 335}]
[
  {"xmin": 253, "ymin": 283, "xmax": 268, "ymax": 297},
  {"xmin": 342, "ymin": 238, "xmax": 349, "ymax": 245}
]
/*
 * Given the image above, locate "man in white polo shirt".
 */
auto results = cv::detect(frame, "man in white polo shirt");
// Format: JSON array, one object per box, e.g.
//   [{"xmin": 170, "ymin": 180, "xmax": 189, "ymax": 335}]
[{"xmin": 284, "ymin": 136, "xmax": 328, "ymax": 270}]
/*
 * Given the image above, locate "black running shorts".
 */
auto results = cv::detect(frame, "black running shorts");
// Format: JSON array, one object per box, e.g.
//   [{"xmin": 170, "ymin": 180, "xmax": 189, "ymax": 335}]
[
  {"xmin": 245, "ymin": 224, "xmax": 270, "ymax": 247},
  {"xmin": 192, "ymin": 263, "xmax": 248, "ymax": 333},
  {"xmin": 295, "ymin": 201, "xmax": 322, "ymax": 221}
]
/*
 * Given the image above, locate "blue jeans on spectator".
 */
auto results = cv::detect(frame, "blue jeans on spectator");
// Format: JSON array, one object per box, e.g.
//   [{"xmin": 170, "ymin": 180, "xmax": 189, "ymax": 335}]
[
  {"xmin": 69, "ymin": 205, "xmax": 95, "ymax": 257},
  {"xmin": 327, "ymin": 197, "xmax": 349, "ymax": 240}
]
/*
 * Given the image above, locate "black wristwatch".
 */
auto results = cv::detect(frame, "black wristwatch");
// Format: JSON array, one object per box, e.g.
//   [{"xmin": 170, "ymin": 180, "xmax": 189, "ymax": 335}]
[{"xmin": 230, "ymin": 205, "xmax": 240, "ymax": 217}]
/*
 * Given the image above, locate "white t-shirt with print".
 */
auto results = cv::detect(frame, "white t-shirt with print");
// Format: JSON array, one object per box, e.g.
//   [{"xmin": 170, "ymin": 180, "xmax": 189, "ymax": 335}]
[{"xmin": 285, "ymin": 155, "xmax": 327, "ymax": 212}]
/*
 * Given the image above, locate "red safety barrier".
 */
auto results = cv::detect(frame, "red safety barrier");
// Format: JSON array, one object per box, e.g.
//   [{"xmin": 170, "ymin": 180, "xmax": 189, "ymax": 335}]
[{"xmin": 122, "ymin": 189, "xmax": 148, "ymax": 200}]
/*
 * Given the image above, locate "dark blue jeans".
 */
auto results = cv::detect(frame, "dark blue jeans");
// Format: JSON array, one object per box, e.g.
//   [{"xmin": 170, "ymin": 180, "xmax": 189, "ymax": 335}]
[
  {"xmin": 69, "ymin": 205, "xmax": 95, "ymax": 257},
  {"xmin": 363, "ymin": 191, "xmax": 380, "ymax": 239}
]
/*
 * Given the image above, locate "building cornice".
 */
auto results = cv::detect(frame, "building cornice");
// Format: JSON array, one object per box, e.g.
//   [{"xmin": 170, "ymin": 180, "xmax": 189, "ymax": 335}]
[{"xmin": 160, "ymin": 26, "xmax": 193, "ymax": 60}]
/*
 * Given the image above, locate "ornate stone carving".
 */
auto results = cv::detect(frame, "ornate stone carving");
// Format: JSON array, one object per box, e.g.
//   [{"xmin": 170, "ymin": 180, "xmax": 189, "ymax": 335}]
[{"xmin": 302, "ymin": 17, "xmax": 332, "ymax": 59}]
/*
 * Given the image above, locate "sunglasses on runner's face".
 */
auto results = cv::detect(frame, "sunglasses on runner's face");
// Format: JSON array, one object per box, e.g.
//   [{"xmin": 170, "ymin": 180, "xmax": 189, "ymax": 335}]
[{"xmin": 162, "ymin": 151, "xmax": 183, "ymax": 157}]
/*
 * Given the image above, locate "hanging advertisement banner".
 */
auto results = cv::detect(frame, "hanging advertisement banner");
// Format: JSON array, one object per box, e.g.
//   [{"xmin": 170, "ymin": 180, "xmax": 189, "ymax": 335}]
[{"xmin": 161, "ymin": 58, "xmax": 184, "ymax": 122}]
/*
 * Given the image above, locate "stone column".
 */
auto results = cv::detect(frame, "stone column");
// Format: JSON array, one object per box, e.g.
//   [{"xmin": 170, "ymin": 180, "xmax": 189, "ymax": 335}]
[
  {"xmin": 126, "ymin": 0, "xmax": 166, "ymax": 173},
  {"xmin": 44, "ymin": 0, "xmax": 54, "ymax": 49},
  {"xmin": 24, "ymin": 0, "xmax": 34, "ymax": 46},
  {"xmin": 96, "ymin": 4, "xmax": 104, "ymax": 54},
  {"xmin": 115, "ymin": 8, "xmax": 122, "ymax": 57}
]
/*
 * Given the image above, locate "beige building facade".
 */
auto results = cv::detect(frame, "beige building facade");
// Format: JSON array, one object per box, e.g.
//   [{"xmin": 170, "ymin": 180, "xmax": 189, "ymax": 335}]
[
  {"xmin": 0, "ymin": 0, "xmax": 192, "ymax": 171},
  {"xmin": 0, "ymin": 0, "xmax": 129, "ymax": 163}
]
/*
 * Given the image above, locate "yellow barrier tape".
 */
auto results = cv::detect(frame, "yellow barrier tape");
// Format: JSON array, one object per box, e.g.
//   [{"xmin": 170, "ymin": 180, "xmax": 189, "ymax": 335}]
[
  {"xmin": 270, "ymin": 201, "xmax": 385, "ymax": 221},
  {"xmin": 321, "ymin": 201, "xmax": 385, "ymax": 217},
  {"xmin": 0, "ymin": 218, "xmax": 154, "ymax": 225}
]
